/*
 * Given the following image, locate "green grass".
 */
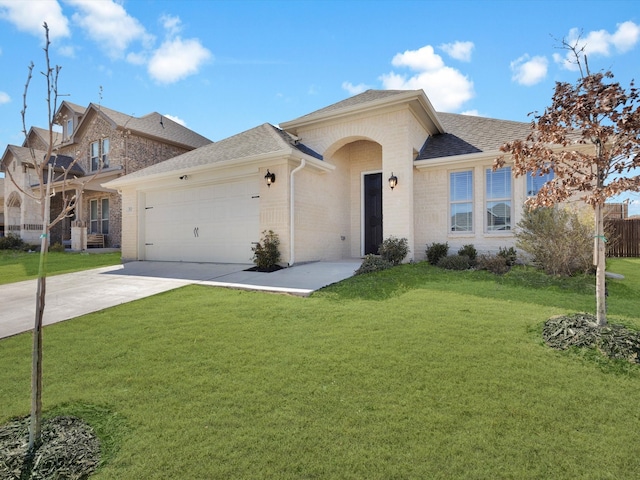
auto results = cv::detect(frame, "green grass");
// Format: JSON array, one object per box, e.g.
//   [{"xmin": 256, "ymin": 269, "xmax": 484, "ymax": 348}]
[
  {"xmin": 0, "ymin": 250, "xmax": 121, "ymax": 285},
  {"xmin": 1, "ymin": 259, "xmax": 639, "ymax": 479}
]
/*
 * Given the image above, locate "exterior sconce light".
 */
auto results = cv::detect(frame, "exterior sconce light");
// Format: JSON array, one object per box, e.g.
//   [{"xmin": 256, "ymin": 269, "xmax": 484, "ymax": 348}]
[
  {"xmin": 265, "ymin": 170, "xmax": 276, "ymax": 187},
  {"xmin": 388, "ymin": 172, "xmax": 398, "ymax": 190},
  {"xmin": 179, "ymin": 175, "xmax": 188, "ymax": 180}
]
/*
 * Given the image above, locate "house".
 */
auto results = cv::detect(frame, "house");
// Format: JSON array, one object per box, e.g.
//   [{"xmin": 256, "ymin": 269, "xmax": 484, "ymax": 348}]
[
  {"xmin": 1, "ymin": 101, "xmax": 212, "ymax": 249},
  {"xmin": 106, "ymin": 89, "xmax": 561, "ymax": 265}
]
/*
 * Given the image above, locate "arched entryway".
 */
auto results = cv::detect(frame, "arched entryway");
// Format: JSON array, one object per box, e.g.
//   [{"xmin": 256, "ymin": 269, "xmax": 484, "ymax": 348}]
[{"xmin": 6, "ymin": 192, "xmax": 22, "ymax": 236}]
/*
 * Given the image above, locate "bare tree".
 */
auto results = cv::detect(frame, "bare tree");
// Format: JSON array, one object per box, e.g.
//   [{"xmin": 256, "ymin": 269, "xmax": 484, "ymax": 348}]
[
  {"xmin": 3, "ymin": 23, "xmax": 100, "ymax": 453},
  {"xmin": 496, "ymin": 38, "xmax": 640, "ymax": 326}
]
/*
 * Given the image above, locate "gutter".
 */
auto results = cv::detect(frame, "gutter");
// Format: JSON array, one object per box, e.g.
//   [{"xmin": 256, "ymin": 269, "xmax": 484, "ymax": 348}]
[{"xmin": 289, "ymin": 159, "xmax": 306, "ymax": 266}]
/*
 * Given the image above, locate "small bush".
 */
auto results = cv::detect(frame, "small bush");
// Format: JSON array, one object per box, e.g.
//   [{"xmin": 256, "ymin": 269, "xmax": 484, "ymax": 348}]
[
  {"xmin": 497, "ymin": 246, "xmax": 517, "ymax": 267},
  {"xmin": 252, "ymin": 230, "xmax": 281, "ymax": 270},
  {"xmin": 515, "ymin": 206, "xmax": 593, "ymax": 276},
  {"xmin": 477, "ymin": 254, "xmax": 509, "ymax": 275},
  {"xmin": 49, "ymin": 242, "xmax": 66, "ymax": 253},
  {"xmin": 354, "ymin": 254, "xmax": 394, "ymax": 275},
  {"xmin": 378, "ymin": 236, "xmax": 409, "ymax": 265},
  {"xmin": 457, "ymin": 244, "xmax": 477, "ymax": 264},
  {"xmin": 0, "ymin": 234, "xmax": 26, "ymax": 251},
  {"xmin": 426, "ymin": 242, "xmax": 449, "ymax": 265},
  {"xmin": 437, "ymin": 254, "xmax": 471, "ymax": 271}
]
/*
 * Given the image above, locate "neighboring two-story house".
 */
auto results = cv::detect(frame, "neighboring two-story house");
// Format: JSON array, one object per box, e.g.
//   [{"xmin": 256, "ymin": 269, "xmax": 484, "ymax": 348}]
[{"xmin": 1, "ymin": 101, "xmax": 212, "ymax": 249}]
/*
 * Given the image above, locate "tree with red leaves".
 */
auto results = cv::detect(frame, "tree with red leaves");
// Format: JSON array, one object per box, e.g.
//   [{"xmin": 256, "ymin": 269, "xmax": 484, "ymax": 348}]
[{"xmin": 496, "ymin": 40, "xmax": 640, "ymax": 327}]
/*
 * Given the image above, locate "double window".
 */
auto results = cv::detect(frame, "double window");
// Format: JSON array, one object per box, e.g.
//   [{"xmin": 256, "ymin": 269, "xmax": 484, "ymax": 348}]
[
  {"xmin": 90, "ymin": 138, "xmax": 110, "ymax": 171},
  {"xmin": 450, "ymin": 170, "xmax": 473, "ymax": 232},
  {"xmin": 89, "ymin": 198, "xmax": 109, "ymax": 234},
  {"xmin": 486, "ymin": 167, "xmax": 512, "ymax": 231}
]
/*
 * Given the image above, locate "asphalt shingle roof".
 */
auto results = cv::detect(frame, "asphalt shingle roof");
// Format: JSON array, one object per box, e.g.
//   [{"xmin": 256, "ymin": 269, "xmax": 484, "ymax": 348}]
[
  {"xmin": 116, "ymin": 123, "xmax": 322, "ymax": 181},
  {"xmin": 91, "ymin": 104, "xmax": 212, "ymax": 149},
  {"xmin": 284, "ymin": 89, "xmax": 418, "ymax": 124},
  {"xmin": 417, "ymin": 112, "xmax": 532, "ymax": 160}
]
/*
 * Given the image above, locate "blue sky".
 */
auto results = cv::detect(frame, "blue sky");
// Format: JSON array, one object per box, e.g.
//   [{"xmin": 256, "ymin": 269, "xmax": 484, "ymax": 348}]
[{"xmin": 0, "ymin": 0, "xmax": 638, "ymax": 214}]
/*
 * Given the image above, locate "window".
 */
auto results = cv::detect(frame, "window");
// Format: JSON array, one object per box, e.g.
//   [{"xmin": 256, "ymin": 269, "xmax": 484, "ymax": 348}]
[
  {"xmin": 101, "ymin": 198, "xmax": 109, "ymax": 234},
  {"xmin": 450, "ymin": 170, "xmax": 473, "ymax": 232},
  {"xmin": 527, "ymin": 169, "xmax": 554, "ymax": 196},
  {"xmin": 90, "ymin": 199, "xmax": 98, "ymax": 233},
  {"xmin": 102, "ymin": 138, "xmax": 110, "ymax": 168},
  {"xmin": 486, "ymin": 167, "xmax": 512, "ymax": 231},
  {"xmin": 90, "ymin": 198, "xmax": 109, "ymax": 234},
  {"xmin": 90, "ymin": 138, "xmax": 110, "ymax": 171},
  {"xmin": 65, "ymin": 119, "xmax": 73, "ymax": 141}
]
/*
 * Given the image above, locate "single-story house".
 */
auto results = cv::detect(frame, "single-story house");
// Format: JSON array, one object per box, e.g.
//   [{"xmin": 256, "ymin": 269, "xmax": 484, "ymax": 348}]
[{"xmin": 105, "ymin": 89, "xmax": 559, "ymax": 265}]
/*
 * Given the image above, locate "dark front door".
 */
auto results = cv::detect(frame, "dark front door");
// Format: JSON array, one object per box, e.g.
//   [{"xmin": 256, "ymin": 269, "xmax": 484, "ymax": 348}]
[{"xmin": 364, "ymin": 173, "xmax": 383, "ymax": 255}]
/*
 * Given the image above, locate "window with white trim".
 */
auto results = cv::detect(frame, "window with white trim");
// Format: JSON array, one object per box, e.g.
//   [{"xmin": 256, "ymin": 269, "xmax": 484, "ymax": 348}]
[
  {"xmin": 486, "ymin": 167, "xmax": 512, "ymax": 231},
  {"xmin": 65, "ymin": 119, "xmax": 73, "ymax": 141},
  {"xmin": 90, "ymin": 199, "xmax": 99, "ymax": 233},
  {"xmin": 527, "ymin": 169, "xmax": 554, "ymax": 196},
  {"xmin": 101, "ymin": 198, "xmax": 109, "ymax": 234},
  {"xmin": 90, "ymin": 138, "xmax": 110, "ymax": 171},
  {"xmin": 450, "ymin": 170, "xmax": 473, "ymax": 232}
]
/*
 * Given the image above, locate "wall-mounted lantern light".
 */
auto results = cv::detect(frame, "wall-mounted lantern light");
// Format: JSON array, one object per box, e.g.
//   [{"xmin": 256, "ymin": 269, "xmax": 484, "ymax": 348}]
[
  {"xmin": 265, "ymin": 170, "xmax": 276, "ymax": 187},
  {"xmin": 388, "ymin": 172, "xmax": 398, "ymax": 190}
]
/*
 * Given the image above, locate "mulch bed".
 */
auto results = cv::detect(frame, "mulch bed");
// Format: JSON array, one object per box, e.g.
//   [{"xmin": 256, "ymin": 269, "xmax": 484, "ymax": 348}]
[
  {"xmin": 543, "ymin": 313, "xmax": 640, "ymax": 363},
  {"xmin": 0, "ymin": 416, "xmax": 100, "ymax": 479}
]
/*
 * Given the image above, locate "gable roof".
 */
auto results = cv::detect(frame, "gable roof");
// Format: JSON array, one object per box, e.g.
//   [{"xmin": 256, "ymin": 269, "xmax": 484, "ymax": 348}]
[
  {"xmin": 61, "ymin": 102, "xmax": 212, "ymax": 150},
  {"xmin": 106, "ymin": 123, "xmax": 323, "ymax": 185},
  {"xmin": 417, "ymin": 112, "xmax": 532, "ymax": 160},
  {"xmin": 281, "ymin": 89, "xmax": 445, "ymax": 135},
  {"xmin": 23, "ymin": 127, "xmax": 63, "ymax": 149}
]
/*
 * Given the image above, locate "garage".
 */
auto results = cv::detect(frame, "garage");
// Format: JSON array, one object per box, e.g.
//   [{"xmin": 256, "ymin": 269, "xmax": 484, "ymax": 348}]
[{"xmin": 143, "ymin": 177, "xmax": 260, "ymax": 263}]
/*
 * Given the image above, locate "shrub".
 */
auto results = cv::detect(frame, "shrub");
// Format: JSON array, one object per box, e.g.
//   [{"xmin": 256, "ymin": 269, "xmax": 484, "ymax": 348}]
[
  {"xmin": 477, "ymin": 254, "xmax": 509, "ymax": 275},
  {"xmin": 437, "ymin": 254, "xmax": 471, "ymax": 270},
  {"xmin": 0, "ymin": 234, "xmax": 26, "ymax": 250},
  {"xmin": 515, "ymin": 206, "xmax": 592, "ymax": 276},
  {"xmin": 426, "ymin": 242, "xmax": 449, "ymax": 265},
  {"xmin": 378, "ymin": 236, "xmax": 409, "ymax": 265},
  {"xmin": 252, "ymin": 230, "xmax": 281, "ymax": 270},
  {"xmin": 49, "ymin": 242, "xmax": 65, "ymax": 253},
  {"xmin": 497, "ymin": 246, "xmax": 517, "ymax": 267},
  {"xmin": 354, "ymin": 254, "xmax": 394, "ymax": 275},
  {"xmin": 457, "ymin": 244, "xmax": 477, "ymax": 265}
]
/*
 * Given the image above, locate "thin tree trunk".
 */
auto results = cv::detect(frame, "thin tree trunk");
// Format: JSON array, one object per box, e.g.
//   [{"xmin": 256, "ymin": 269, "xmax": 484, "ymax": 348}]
[
  {"xmin": 28, "ymin": 167, "xmax": 52, "ymax": 452},
  {"xmin": 594, "ymin": 203, "xmax": 607, "ymax": 326}
]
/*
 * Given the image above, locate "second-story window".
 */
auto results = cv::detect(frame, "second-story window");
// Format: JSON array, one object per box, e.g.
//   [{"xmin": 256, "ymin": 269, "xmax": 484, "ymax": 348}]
[
  {"xmin": 90, "ymin": 138, "xmax": 110, "ymax": 171},
  {"xmin": 65, "ymin": 119, "xmax": 73, "ymax": 141}
]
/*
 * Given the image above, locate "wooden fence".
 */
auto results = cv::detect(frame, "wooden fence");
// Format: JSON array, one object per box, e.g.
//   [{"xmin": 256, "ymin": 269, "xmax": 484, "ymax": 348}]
[{"xmin": 605, "ymin": 219, "xmax": 640, "ymax": 257}]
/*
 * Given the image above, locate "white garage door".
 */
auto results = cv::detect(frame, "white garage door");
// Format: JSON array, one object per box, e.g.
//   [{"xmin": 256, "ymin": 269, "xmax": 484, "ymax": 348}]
[{"xmin": 144, "ymin": 178, "xmax": 260, "ymax": 263}]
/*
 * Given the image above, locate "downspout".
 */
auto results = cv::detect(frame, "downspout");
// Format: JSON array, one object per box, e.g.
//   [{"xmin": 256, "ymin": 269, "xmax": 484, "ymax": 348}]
[{"xmin": 289, "ymin": 159, "xmax": 306, "ymax": 266}]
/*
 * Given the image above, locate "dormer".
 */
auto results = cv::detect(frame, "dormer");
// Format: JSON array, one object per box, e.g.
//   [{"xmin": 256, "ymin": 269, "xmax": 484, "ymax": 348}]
[{"xmin": 55, "ymin": 101, "xmax": 87, "ymax": 143}]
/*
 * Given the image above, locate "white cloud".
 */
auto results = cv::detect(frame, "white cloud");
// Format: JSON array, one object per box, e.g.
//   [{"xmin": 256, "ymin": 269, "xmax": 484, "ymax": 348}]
[
  {"xmin": 161, "ymin": 14, "xmax": 182, "ymax": 37},
  {"xmin": 67, "ymin": 0, "xmax": 153, "ymax": 59},
  {"xmin": 460, "ymin": 110, "xmax": 480, "ymax": 116},
  {"xmin": 163, "ymin": 114, "xmax": 186, "ymax": 126},
  {"xmin": 0, "ymin": 0, "xmax": 70, "ymax": 42},
  {"xmin": 342, "ymin": 81, "xmax": 370, "ymax": 95},
  {"xmin": 148, "ymin": 37, "xmax": 212, "ymax": 84},
  {"xmin": 439, "ymin": 41, "xmax": 474, "ymax": 62},
  {"xmin": 510, "ymin": 54, "xmax": 548, "ymax": 86},
  {"xmin": 380, "ymin": 45, "xmax": 474, "ymax": 111},
  {"xmin": 0, "ymin": 91, "xmax": 10, "ymax": 104},
  {"xmin": 555, "ymin": 21, "xmax": 640, "ymax": 70}
]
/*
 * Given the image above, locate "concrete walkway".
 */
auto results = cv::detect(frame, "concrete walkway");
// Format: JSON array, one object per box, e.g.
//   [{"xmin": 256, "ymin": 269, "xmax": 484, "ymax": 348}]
[{"xmin": 0, "ymin": 259, "xmax": 362, "ymax": 339}]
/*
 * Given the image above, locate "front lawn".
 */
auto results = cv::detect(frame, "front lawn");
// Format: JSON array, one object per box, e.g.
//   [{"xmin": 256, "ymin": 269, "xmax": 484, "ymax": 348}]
[
  {"xmin": 1, "ymin": 259, "xmax": 639, "ymax": 479},
  {"xmin": 0, "ymin": 251, "xmax": 122, "ymax": 285}
]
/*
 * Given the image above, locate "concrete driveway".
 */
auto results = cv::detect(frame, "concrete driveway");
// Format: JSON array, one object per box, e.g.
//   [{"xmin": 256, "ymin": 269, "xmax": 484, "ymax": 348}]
[{"xmin": 0, "ymin": 259, "xmax": 362, "ymax": 339}]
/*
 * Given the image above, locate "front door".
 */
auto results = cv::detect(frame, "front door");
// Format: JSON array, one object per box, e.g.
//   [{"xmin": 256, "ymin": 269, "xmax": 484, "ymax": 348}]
[{"xmin": 363, "ymin": 173, "xmax": 383, "ymax": 255}]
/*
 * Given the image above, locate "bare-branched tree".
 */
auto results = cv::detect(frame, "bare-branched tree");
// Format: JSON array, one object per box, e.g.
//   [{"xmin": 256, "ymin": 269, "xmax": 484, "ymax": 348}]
[
  {"xmin": 496, "ymin": 37, "xmax": 640, "ymax": 326},
  {"xmin": 3, "ymin": 23, "xmax": 102, "ymax": 453}
]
